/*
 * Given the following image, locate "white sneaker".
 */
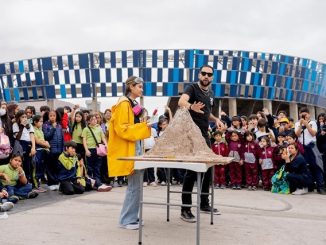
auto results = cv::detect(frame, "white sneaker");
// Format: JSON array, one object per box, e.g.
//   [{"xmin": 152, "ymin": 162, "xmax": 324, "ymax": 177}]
[
  {"xmin": 97, "ymin": 184, "xmax": 113, "ymax": 192},
  {"xmin": 0, "ymin": 212, "xmax": 8, "ymax": 219},
  {"xmin": 0, "ymin": 202, "xmax": 14, "ymax": 212},
  {"xmin": 143, "ymin": 182, "xmax": 148, "ymax": 187},
  {"xmin": 149, "ymin": 182, "xmax": 157, "ymax": 187},
  {"xmin": 48, "ymin": 185, "xmax": 58, "ymax": 191},
  {"xmin": 160, "ymin": 181, "xmax": 166, "ymax": 186},
  {"xmin": 119, "ymin": 222, "xmax": 139, "ymax": 230},
  {"xmin": 292, "ymin": 188, "xmax": 308, "ymax": 195}
]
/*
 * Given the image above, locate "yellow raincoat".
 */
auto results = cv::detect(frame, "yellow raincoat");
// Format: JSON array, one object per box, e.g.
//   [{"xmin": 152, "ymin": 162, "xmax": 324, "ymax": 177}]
[{"xmin": 108, "ymin": 96, "xmax": 150, "ymax": 177}]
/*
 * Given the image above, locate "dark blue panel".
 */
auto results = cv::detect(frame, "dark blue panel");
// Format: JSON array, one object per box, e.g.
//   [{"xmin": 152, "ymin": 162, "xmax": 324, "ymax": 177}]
[
  {"xmin": 81, "ymin": 84, "xmax": 91, "ymax": 97},
  {"xmin": 268, "ymin": 87, "xmax": 275, "ymax": 99},
  {"xmin": 32, "ymin": 87, "xmax": 38, "ymax": 100},
  {"xmin": 163, "ymin": 50, "xmax": 168, "ymax": 68},
  {"xmin": 121, "ymin": 51, "xmax": 127, "ymax": 67},
  {"xmin": 188, "ymin": 68, "xmax": 194, "ymax": 82},
  {"xmin": 0, "ymin": 64, "xmax": 6, "ymax": 75},
  {"xmin": 213, "ymin": 70, "xmax": 221, "ymax": 83},
  {"xmin": 28, "ymin": 60, "xmax": 33, "ymax": 72},
  {"xmin": 100, "ymin": 83, "xmax": 106, "ymax": 97},
  {"xmin": 244, "ymin": 85, "xmax": 249, "ymax": 97},
  {"xmin": 255, "ymin": 60, "xmax": 260, "ymax": 72},
  {"xmin": 99, "ymin": 52, "xmax": 105, "ymax": 68},
  {"xmin": 242, "ymin": 51, "xmax": 249, "ymax": 58},
  {"xmin": 174, "ymin": 50, "xmax": 179, "ymax": 68},
  {"xmin": 152, "ymin": 50, "xmax": 157, "ymax": 67},
  {"xmin": 7, "ymin": 75, "xmax": 13, "ymax": 88},
  {"xmin": 25, "ymin": 73, "xmax": 31, "ymax": 86},
  {"xmin": 105, "ymin": 69, "xmax": 111, "ymax": 82},
  {"xmin": 64, "ymin": 70, "xmax": 70, "ymax": 84},
  {"xmin": 110, "ymin": 52, "xmax": 116, "ymax": 68},
  {"xmin": 212, "ymin": 84, "xmax": 224, "ymax": 97},
  {"xmin": 128, "ymin": 68, "xmax": 133, "ymax": 77},
  {"xmin": 57, "ymin": 56, "xmax": 63, "ymax": 70},
  {"xmin": 172, "ymin": 69, "xmax": 179, "ymax": 82},
  {"xmin": 133, "ymin": 50, "xmax": 139, "ymax": 67},
  {"xmin": 143, "ymin": 82, "xmax": 157, "ymax": 96},
  {"xmin": 271, "ymin": 62, "xmax": 278, "ymax": 74},
  {"xmin": 79, "ymin": 54, "xmax": 89, "ymax": 69},
  {"xmin": 168, "ymin": 69, "xmax": 173, "ymax": 82},
  {"xmin": 91, "ymin": 69, "xmax": 100, "ymax": 83},
  {"xmin": 70, "ymin": 84, "xmax": 77, "ymax": 98},
  {"xmin": 74, "ymin": 70, "xmax": 80, "ymax": 83},
  {"xmin": 117, "ymin": 68, "xmax": 122, "ymax": 82},
  {"xmin": 239, "ymin": 72, "xmax": 247, "ymax": 84},
  {"xmin": 232, "ymin": 57, "xmax": 239, "ymax": 70},
  {"xmin": 230, "ymin": 85, "xmax": 238, "ymax": 97},
  {"xmin": 42, "ymin": 57, "xmax": 52, "ymax": 70},
  {"xmin": 163, "ymin": 83, "xmax": 178, "ymax": 96},
  {"xmin": 144, "ymin": 68, "xmax": 151, "ymax": 81},
  {"xmin": 263, "ymin": 61, "xmax": 268, "ymax": 73},
  {"xmin": 53, "ymin": 71, "xmax": 60, "ymax": 85},
  {"xmin": 37, "ymin": 59, "xmax": 41, "ymax": 71},
  {"xmin": 85, "ymin": 69, "xmax": 90, "ymax": 83},
  {"xmin": 68, "ymin": 55, "xmax": 74, "ymax": 69},
  {"xmin": 10, "ymin": 63, "xmax": 15, "ymax": 73},
  {"xmin": 35, "ymin": 72, "xmax": 43, "ymax": 85},
  {"xmin": 16, "ymin": 74, "xmax": 22, "ymax": 87},
  {"xmin": 141, "ymin": 50, "xmax": 146, "ymax": 67},
  {"xmin": 89, "ymin": 53, "xmax": 94, "ymax": 68},
  {"xmin": 222, "ymin": 57, "xmax": 228, "ymax": 70},
  {"xmin": 179, "ymin": 69, "xmax": 184, "ymax": 82},
  {"xmin": 45, "ymin": 85, "xmax": 56, "ymax": 99},
  {"xmin": 157, "ymin": 68, "xmax": 163, "ymax": 82},
  {"xmin": 111, "ymin": 83, "xmax": 117, "ymax": 96},
  {"xmin": 22, "ymin": 88, "xmax": 28, "ymax": 100},
  {"xmin": 43, "ymin": 71, "xmax": 49, "ymax": 85}
]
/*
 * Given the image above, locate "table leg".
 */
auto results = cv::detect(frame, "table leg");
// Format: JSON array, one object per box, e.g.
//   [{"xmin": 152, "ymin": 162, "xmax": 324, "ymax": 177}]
[
  {"xmin": 197, "ymin": 172, "xmax": 201, "ymax": 245},
  {"xmin": 139, "ymin": 173, "xmax": 143, "ymax": 245},
  {"xmin": 167, "ymin": 168, "xmax": 170, "ymax": 222},
  {"xmin": 211, "ymin": 166, "xmax": 214, "ymax": 225}
]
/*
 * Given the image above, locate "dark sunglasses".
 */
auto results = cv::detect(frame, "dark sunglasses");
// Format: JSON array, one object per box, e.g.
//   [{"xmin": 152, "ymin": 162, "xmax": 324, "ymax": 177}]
[{"xmin": 200, "ymin": 71, "xmax": 213, "ymax": 77}]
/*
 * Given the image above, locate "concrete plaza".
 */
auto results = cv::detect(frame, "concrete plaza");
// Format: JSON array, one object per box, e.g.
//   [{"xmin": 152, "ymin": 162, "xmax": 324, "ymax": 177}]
[{"xmin": 1, "ymin": 185, "xmax": 326, "ymax": 245}]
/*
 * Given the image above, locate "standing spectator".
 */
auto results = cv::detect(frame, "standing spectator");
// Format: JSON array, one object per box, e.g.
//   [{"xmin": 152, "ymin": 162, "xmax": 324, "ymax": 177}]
[
  {"xmin": 258, "ymin": 136, "xmax": 275, "ymax": 191},
  {"xmin": 317, "ymin": 125, "xmax": 326, "ymax": 188},
  {"xmin": 243, "ymin": 131, "xmax": 259, "ymax": 190},
  {"xmin": 108, "ymin": 76, "xmax": 151, "ymax": 230},
  {"xmin": 295, "ymin": 107, "xmax": 325, "ymax": 194},
  {"xmin": 43, "ymin": 110, "xmax": 63, "ymax": 191},
  {"xmin": 82, "ymin": 114, "xmax": 111, "ymax": 192},
  {"xmin": 316, "ymin": 113, "xmax": 325, "ymax": 132},
  {"xmin": 56, "ymin": 107, "xmax": 72, "ymax": 142},
  {"xmin": 248, "ymin": 114, "xmax": 259, "ymax": 134},
  {"xmin": 71, "ymin": 111, "xmax": 86, "ymax": 164},
  {"xmin": 6, "ymin": 103, "xmax": 20, "ymax": 123},
  {"xmin": 12, "ymin": 110, "xmax": 36, "ymax": 183},
  {"xmin": 211, "ymin": 131, "xmax": 229, "ymax": 189},
  {"xmin": 256, "ymin": 118, "xmax": 275, "ymax": 143},
  {"xmin": 25, "ymin": 106, "xmax": 36, "ymax": 124},
  {"xmin": 40, "ymin": 106, "xmax": 50, "ymax": 117},
  {"xmin": 0, "ymin": 102, "xmax": 13, "ymax": 164}
]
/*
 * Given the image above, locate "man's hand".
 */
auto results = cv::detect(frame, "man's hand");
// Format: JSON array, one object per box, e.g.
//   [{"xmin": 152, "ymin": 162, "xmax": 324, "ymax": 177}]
[
  {"xmin": 262, "ymin": 108, "xmax": 270, "ymax": 115},
  {"xmin": 191, "ymin": 101, "xmax": 205, "ymax": 114}
]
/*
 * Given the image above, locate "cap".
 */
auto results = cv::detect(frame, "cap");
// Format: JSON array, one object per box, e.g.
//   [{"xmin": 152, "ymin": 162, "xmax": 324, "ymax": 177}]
[{"xmin": 278, "ymin": 118, "xmax": 289, "ymax": 124}]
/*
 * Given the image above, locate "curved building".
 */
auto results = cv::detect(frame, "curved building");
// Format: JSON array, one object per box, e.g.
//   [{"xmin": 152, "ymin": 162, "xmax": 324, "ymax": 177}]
[{"xmin": 0, "ymin": 49, "xmax": 325, "ymax": 119}]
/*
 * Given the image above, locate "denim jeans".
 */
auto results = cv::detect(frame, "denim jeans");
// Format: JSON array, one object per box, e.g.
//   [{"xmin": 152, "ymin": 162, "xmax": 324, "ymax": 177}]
[
  {"xmin": 119, "ymin": 141, "xmax": 143, "ymax": 226},
  {"xmin": 86, "ymin": 148, "xmax": 103, "ymax": 185},
  {"xmin": 6, "ymin": 183, "xmax": 32, "ymax": 198}
]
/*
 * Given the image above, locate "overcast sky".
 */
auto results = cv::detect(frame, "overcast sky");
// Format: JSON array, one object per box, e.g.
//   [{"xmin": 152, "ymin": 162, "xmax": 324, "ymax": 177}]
[{"xmin": 1, "ymin": 0, "xmax": 326, "ymax": 64}]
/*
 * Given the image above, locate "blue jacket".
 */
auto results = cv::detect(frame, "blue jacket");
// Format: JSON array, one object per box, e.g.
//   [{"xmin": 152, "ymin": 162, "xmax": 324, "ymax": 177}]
[{"xmin": 42, "ymin": 122, "xmax": 64, "ymax": 154}]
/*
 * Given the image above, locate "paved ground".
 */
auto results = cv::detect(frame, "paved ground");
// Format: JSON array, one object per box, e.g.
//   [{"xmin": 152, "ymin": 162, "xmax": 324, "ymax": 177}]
[{"xmin": 1, "ymin": 184, "xmax": 326, "ymax": 245}]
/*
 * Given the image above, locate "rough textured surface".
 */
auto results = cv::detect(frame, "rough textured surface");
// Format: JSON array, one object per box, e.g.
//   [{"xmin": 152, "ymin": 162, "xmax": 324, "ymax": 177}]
[{"xmin": 146, "ymin": 108, "xmax": 230, "ymax": 163}]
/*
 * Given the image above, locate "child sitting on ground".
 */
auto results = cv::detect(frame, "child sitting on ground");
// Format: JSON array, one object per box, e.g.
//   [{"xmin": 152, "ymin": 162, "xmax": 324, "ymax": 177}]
[
  {"xmin": 0, "ymin": 187, "xmax": 14, "ymax": 212},
  {"xmin": 0, "ymin": 154, "xmax": 38, "ymax": 203}
]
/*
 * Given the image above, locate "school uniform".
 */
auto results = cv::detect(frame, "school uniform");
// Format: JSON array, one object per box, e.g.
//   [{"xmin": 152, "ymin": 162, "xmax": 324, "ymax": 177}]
[
  {"xmin": 211, "ymin": 141, "xmax": 229, "ymax": 186},
  {"xmin": 243, "ymin": 141, "xmax": 259, "ymax": 187},
  {"xmin": 259, "ymin": 146, "xmax": 276, "ymax": 190},
  {"xmin": 228, "ymin": 141, "xmax": 243, "ymax": 187}
]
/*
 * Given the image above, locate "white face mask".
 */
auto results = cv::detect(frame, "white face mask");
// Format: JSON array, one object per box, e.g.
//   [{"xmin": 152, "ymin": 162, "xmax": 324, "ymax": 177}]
[{"xmin": 0, "ymin": 108, "xmax": 6, "ymax": 116}]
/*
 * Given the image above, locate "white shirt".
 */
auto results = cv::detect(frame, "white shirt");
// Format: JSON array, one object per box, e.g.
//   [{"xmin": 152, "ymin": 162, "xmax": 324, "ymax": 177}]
[
  {"xmin": 13, "ymin": 123, "xmax": 34, "ymax": 141},
  {"xmin": 295, "ymin": 120, "xmax": 317, "ymax": 145},
  {"xmin": 144, "ymin": 128, "xmax": 157, "ymax": 150}
]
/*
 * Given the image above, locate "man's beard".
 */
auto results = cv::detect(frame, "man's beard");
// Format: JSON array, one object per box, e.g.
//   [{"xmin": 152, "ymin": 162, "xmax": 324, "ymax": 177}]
[{"xmin": 199, "ymin": 79, "xmax": 211, "ymax": 88}]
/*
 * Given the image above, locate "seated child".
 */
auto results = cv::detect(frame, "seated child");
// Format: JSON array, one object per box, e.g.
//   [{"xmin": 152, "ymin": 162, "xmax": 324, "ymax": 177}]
[
  {"xmin": 0, "ymin": 187, "xmax": 14, "ymax": 212},
  {"xmin": 0, "ymin": 154, "xmax": 38, "ymax": 203}
]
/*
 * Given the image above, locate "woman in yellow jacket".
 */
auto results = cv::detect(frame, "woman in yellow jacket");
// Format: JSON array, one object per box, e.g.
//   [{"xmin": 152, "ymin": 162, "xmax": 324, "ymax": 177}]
[{"xmin": 108, "ymin": 76, "xmax": 151, "ymax": 230}]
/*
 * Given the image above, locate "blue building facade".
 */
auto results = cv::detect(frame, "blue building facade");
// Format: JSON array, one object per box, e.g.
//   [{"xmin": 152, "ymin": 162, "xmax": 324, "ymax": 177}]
[{"xmin": 0, "ymin": 49, "xmax": 325, "ymax": 109}]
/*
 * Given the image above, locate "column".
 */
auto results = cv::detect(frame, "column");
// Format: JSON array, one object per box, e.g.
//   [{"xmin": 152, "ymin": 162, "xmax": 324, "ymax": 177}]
[
  {"xmin": 316, "ymin": 107, "xmax": 325, "ymax": 117},
  {"xmin": 289, "ymin": 102, "xmax": 298, "ymax": 121},
  {"xmin": 228, "ymin": 98, "xmax": 237, "ymax": 117},
  {"xmin": 307, "ymin": 105, "xmax": 316, "ymax": 120},
  {"xmin": 263, "ymin": 100, "xmax": 272, "ymax": 114}
]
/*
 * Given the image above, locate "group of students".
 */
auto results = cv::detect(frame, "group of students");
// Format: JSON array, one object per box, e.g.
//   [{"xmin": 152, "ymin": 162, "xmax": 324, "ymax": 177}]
[
  {"xmin": 210, "ymin": 108, "xmax": 326, "ymax": 195},
  {"xmin": 0, "ymin": 102, "xmax": 115, "ymax": 214}
]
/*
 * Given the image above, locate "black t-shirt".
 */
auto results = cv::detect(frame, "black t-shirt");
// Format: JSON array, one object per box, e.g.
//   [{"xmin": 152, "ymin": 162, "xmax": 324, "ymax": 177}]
[{"xmin": 183, "ymin": 83, "xmax": 214, "ymax": 138}]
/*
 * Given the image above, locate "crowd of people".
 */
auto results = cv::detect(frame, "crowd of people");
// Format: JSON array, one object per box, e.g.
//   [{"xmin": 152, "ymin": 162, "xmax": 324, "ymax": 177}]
[{"xmin": 0, "ymin": 72, "xmax": 325, "ymax": 227}]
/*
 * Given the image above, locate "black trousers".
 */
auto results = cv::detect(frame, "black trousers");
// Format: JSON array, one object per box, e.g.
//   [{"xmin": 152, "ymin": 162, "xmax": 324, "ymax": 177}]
[
  {"xmin": 181, "ymin": 136, "xmax": 212, "ymax": 211},
  {"xmin": 60, "ymin": 180, "xmax": 85, "ymax": 195}
]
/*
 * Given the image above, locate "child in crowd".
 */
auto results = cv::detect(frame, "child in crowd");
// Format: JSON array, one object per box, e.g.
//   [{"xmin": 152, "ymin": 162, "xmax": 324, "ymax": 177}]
[
  {"xmin": 274, "ymin": 131, "xmax": 287, "ymax": 170},
  {"xmin": 286, "ymin": 132, "xmax": 304, "ymax": 155},
  {"xmin": 71, "ymin": 111, "xmax": 86, "ymax": 161},
  {"xmin": 0, "ymin": 154, "xmax": 38, "ymax": 203},
  {"xmin": 57, "ymin": 141, "xmax": 85, "ymax": 195},
  {"xmin": 0, "ymin": 187, "xmax": 14, "ymax": 212},
  {"xmin": 211, "ymin": 131, "xmax": 229, "ymax": 189},
  {"xmin": 258, "ymin": 136, "xmax": 276, "ymax": 191},
  {"xmin": 43, "ymin": 110, "xmax": 64, "ymax": 191},
  {"xmin": 31, "ymin": 115, "xmax": 50, "ymax": 192},
  {"xmin": 57, "ymin": 107, "xmax": 72, "ymax": 142},
  {"xmin": 226, "ymin": 131, "xmax": 243, "ymax": 189},
  {"xmin": 12, "ymin": 110, "xmax": 36, "ymax": 183},
  {"xmin": 243, "ymin": 131, "xmax": 259, "ymax": 190},
  {"xmin": 82, "ymin": 114, "xmax": 112, "ymax": 192}
]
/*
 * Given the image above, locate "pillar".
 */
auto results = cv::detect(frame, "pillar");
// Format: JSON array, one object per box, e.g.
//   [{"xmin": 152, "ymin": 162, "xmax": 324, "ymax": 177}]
[
  {"xmin": 263, "ymin": 100, "xmax": 272, "ymax": 115},
  {"xmin": 289, "ymin": 102, "xmax": 298, "ymax": 121},
  {"xmin": 316, "ymin": 107, "xmax": 325, "ymax": 117},
  {"xmin": 228, "ymin": 98, "xmax": 237, "ymax": 117},
  {"xmin": 307, "ymin": 105, "xmax": 316, "ymax": 120}
]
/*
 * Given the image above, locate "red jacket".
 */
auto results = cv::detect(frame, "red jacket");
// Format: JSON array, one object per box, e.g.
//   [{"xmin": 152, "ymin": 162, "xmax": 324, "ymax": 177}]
[
  {"xmin": 61, "ymin": 113, "xmax": 72, "ymax": 142},
  {"xmin": 212, "ymin": 141, "xmax": 229, "ymax": 157}
]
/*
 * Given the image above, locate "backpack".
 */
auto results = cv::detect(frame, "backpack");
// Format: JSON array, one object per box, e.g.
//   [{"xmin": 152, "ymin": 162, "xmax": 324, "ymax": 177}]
[
  {"xmin": 271, "ymin": 165, "xmax": 290, "ymax": 194},
  {"xmin": 0, "ymin": 132, "xmax": 12, "ymax": 159}
]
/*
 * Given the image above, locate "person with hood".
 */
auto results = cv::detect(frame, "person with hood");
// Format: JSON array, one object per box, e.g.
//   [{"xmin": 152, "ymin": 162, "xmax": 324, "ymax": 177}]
[{"xmin": 108, "ymin": 76, "xmax": 151, "ymax": 230}]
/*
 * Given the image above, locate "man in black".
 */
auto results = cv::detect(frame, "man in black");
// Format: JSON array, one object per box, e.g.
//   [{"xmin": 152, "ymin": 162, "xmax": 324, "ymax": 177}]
[{"xmin": 178, "ymin": 65, "xmax": 222, "ymax": 222}]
